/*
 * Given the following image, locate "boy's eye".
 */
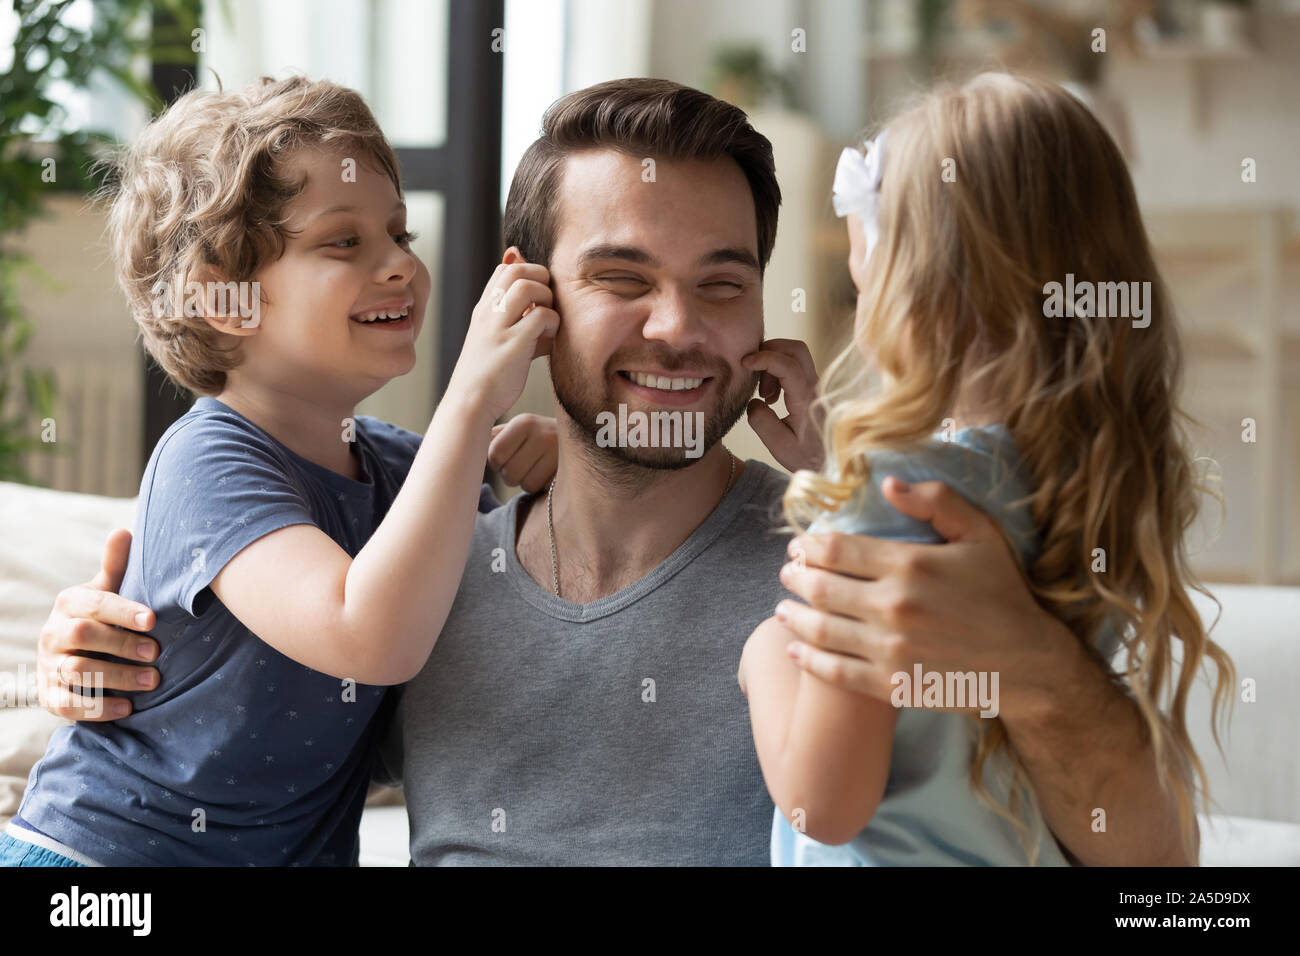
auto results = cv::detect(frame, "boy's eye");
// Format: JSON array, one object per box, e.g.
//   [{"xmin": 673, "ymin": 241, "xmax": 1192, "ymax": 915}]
[{"xmin": 324, "ymin": 231, "xmax": 418, "ymax": 249}]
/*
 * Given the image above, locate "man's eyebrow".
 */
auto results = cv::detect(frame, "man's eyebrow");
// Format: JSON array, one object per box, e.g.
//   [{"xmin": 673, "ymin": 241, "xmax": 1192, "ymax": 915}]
[
  {"xmin": 576, "ymin": 245, "xmax": 659, "ymax": 269},
  {"xmin": 698, "ymin": 247, "xmax": 760, "ymax": 271},
  {"xmin": 576, "ymin": 244, "xmax": 760, "ymax": 272}
]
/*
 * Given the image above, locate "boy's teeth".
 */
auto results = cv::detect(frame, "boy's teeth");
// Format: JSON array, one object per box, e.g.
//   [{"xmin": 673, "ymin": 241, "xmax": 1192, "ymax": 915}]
[
  {"xmin": 628, "ymin": 371, "xmax": 704, "ymax": 391},
  {"xmin": 354, "ymin": 306, "xmax": 410, "ymax": 323}
]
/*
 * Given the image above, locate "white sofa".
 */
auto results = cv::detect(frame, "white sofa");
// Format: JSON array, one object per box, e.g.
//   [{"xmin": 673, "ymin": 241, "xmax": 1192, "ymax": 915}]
[{"xmin": 2, "ymin": 479, "xmax": 1297, "ymax": 865}]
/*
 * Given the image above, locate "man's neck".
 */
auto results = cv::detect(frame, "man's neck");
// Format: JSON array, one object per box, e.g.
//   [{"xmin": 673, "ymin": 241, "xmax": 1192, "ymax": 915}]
[
  {"xmin": 516, "ymin": 426, "xmax": 745, "ymax": 604},
  {"xmin": 213, "ymin": 378, "xmax": 364, "ymax": 481}
]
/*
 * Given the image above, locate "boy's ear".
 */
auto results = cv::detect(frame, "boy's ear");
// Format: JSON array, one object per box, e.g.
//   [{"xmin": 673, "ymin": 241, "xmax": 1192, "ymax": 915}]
[
  {"xmin": 190, "ymin": 266, "xmax": 261, "ymax": 337},
  {"xmin": 502, "ymin": 246, "xmax": 526, "ymax": 266}
]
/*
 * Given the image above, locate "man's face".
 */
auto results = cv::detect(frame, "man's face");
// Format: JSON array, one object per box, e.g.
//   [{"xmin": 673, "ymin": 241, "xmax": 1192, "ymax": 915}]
[{"xmin": 545, "ymin": 149, "xmax": 763, "ymax": 469}]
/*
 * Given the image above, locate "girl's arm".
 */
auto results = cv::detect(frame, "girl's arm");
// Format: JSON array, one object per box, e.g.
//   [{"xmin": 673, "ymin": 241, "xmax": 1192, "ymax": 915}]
[
  {"xmin": 740, "ymin": 616, "xmax": 898, "ymax": 845},
  {"xmin": 209, "ymin": 260, "xmax": 558, "ymax": 686}
]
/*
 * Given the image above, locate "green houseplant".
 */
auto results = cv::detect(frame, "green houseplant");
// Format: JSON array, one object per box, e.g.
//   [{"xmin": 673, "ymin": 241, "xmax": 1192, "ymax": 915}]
[{"xmin": 0, "ymin": 0, "xmax": 199, "ymax": 484}]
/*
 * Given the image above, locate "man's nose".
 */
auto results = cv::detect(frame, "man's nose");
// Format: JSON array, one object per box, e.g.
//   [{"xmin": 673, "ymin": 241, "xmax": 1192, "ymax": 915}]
[{"xmin": 641, "ymin": 285, "xmax": 707, "ymax": 349}]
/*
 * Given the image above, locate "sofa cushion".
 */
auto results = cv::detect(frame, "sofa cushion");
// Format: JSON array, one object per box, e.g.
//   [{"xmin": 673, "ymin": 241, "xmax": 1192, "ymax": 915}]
[
  {"xmin": 1198, "ymin": 813, "xmax": 1300, "ymax": 866},
  {"xmin": 0, "ymin": 480, "xmax": 136, "ymax": 822}
]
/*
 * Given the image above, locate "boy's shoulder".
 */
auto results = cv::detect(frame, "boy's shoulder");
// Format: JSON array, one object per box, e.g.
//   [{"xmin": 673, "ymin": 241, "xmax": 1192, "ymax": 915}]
[
  {"xmin": 147, "ymin": 402, "xmax": 421, "ymax": 479},
  {"xmin": 146, "ymin": 397, "xmax": 298, "ymax": 485},
  {"xmin": 353, "ymin": 414, "xmax": 422, "ymax": 472}
]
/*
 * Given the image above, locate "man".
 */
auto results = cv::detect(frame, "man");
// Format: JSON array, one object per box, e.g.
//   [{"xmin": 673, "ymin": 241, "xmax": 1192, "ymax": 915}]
[{"xmin": 35, "ymin": 79, "xmax": 1193, "ymax": 866}]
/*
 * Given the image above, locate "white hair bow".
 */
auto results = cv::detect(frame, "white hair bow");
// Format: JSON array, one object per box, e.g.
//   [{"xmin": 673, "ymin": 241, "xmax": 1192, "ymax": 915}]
[{"xmin": 832, "ymin": 128, "xmax": 888, "ymax": 261}]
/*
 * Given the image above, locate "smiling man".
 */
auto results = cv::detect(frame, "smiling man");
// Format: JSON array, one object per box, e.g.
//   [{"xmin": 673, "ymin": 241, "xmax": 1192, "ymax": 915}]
[{"xmin": 377, "ymin": 82, "xmax": 793, "ymax": 864}]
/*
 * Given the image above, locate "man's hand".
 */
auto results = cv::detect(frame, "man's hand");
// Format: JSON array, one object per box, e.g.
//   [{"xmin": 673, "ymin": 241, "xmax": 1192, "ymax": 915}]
[
  {"xmin": 38, "ymin": 529, "xmax": 159, "ymax": 721},
  {"xmin": 489, "ymin": 414, "xmax": 558, "ymax": 493},
  {"xmin": 775, "ymin": 477, "xmax": 1071, "ymax": 716},
  {"xmin": 743, "ymin": 338, "xmax": 824, "ymax": 474}
]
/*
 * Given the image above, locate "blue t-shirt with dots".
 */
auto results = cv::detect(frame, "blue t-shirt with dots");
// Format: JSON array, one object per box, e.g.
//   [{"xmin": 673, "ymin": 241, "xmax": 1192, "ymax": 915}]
[{"xmin": 17, "ymin": 396, "xmax": 497, "ymax": 865}]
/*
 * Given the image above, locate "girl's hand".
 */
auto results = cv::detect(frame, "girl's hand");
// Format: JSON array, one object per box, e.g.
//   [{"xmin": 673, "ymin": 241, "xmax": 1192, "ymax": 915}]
[
  {"xmin": 742, "ymin": 338, "xmax": 825, "ymax": 474},
  {"xmin": 489, "ymin": 414, "xmax": 559, "ymax": 493},
  {"xmin": 445, "ymin": 248, "xmax": 560, "ymax": 424}
]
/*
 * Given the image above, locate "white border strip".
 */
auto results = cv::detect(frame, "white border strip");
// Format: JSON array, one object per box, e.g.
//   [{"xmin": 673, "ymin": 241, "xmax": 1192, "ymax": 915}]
[{"xmin": 4, "ymin": 820, "xmax": 104, "ymax": 867}]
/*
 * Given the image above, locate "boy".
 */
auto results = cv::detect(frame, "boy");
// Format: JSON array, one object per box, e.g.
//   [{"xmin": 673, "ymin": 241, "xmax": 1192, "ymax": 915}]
[{"xmin": 3, "ymin": 76, "xmax": 556, "ymax": 866}]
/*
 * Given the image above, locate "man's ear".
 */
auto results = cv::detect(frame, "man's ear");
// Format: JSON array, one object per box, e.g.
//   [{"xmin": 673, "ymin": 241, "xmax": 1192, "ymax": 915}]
[{"xmin": 502, "ymin": 246, "xmax": 526, "ymax": 266}]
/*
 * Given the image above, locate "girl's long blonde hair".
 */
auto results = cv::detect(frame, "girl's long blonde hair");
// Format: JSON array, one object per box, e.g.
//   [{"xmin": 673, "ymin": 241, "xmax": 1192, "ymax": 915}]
[{"xmin": 786, "ymin": 73, "xmax": 1234, "ymax": 864}]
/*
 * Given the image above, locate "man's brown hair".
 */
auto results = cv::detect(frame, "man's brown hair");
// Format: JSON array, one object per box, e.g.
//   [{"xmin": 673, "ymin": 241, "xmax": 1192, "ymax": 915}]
[{"xmin": 503, "ymin": 78, "xmax": 780, "ymax": 272}]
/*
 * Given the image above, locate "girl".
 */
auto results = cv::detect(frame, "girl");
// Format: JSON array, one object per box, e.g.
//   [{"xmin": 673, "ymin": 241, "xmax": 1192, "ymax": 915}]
[{"xmin": 738, "ymin": 72, "xmax": 1234, "ymax": 866}]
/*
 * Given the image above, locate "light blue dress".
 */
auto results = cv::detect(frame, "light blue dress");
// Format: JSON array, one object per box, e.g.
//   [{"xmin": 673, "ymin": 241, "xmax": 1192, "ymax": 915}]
[{"xmin": 772, "ymin": 424, "xmax": 1119, "ymax": 866}]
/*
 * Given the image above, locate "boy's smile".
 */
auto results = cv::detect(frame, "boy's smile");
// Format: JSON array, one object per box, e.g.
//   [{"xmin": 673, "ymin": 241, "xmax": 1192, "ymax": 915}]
[{"xmin": 348, "ymin": 294, "xmax": 415, "ymax": 329}]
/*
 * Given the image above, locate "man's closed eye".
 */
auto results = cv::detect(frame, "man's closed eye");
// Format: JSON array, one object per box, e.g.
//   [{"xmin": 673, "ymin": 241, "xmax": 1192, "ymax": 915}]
[{"xmin": 594, "ymin": 275, "xmax": 649, "ymax": 296}]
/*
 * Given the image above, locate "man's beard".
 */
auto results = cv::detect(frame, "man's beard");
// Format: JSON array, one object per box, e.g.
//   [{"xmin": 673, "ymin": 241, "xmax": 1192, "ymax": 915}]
[{"xmin": 550, "ymin": 342, "xmax": 757, "ymax": 472}]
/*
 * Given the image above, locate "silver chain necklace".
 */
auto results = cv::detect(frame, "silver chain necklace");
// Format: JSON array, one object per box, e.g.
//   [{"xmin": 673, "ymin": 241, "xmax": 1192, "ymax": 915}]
[{"xmin": 546, "ymin": 450, "xmax": 735, "ymax": 599}]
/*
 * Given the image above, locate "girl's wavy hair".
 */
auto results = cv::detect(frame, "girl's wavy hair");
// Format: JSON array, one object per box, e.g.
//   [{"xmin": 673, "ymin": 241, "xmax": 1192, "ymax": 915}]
[
  {"xmin": 99, "ymin": 75, "xmax": 402, "ymax": 395},
  {"xmin": 785, "ymin": 72, "xmax": 1234, "ymax": 864}
]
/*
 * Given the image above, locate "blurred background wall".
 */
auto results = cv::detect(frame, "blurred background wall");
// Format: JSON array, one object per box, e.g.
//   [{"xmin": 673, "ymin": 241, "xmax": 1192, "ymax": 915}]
[{"xmin": 3, "ymin": 0, "xmax": 1297, "ymax": 584}]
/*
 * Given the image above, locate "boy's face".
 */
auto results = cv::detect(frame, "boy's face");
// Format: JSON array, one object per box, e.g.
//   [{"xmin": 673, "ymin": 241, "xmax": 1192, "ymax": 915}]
[
  {"xmin": 545, "ymin": 149, "xmax": 763, "ymax": 468},
  {"xmin": 236, "ymin": 146, "xmax": 431, "ymax": 401}
]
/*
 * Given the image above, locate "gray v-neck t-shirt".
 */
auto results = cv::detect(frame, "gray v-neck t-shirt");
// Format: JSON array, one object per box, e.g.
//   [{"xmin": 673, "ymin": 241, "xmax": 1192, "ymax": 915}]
[{"xmin": 377, "ymin": 460, "xmax": 793, "ymax": 865}]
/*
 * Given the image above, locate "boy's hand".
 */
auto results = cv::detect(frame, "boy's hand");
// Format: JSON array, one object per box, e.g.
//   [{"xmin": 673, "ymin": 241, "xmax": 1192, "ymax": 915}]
[
  {"xmin": 445, "ymin": 248, "xmax": 560, "ymax": 424},
  {"xmin": 489, "ymin": 414, "xmax": 558, "ymax": 493},
  {"xmin": 742, "ymin": 338, "xmax": 825, "ymax": 473}
]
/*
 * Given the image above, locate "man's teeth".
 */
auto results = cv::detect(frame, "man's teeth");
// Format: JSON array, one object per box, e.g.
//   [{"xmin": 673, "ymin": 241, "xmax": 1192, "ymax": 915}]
[
  {"xmin": 352, "ymin": 306, "xmax": 410, "ymax": 323},
  {"xmin": 627, "ymin": 371, "xmax": 704, "ymax": 391}
]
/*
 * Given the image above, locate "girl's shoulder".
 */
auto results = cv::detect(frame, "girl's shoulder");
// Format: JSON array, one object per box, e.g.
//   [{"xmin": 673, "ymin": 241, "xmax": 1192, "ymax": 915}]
[{"xmin": 814, "ymin": 424, "xmax": 1040, "ymax": 564}]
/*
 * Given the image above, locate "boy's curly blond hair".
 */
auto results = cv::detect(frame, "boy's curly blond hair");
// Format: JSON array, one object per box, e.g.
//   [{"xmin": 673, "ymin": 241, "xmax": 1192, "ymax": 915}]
[{"xmin": 101, "ymin": 75, "xmax": 402, "ymax": 395}]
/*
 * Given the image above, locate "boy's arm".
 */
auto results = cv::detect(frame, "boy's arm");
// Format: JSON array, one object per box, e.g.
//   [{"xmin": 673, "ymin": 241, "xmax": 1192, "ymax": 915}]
[
  {"xmin": 740, "ymin": 616, "xmax": 898, "ymax": 846},
  {"xmin": 210, "ymin": 392, "xmax": 491, "ymax": 687},
  {"xmin": 213, "ymin": 260, "xmax": 558, "ymax": 686},
  {"xmin": 208, "ymin": 392, "xmax": 491, "ymax": 686}
]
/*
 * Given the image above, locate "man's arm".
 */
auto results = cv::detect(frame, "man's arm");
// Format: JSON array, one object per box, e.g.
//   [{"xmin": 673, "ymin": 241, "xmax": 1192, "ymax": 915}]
[
  {"xmin": 995, "ymin": 630, "xmax": 1195, "ymax": 866},
  {"xmin": 775, "ymin": 477, "xmax": 1195, "ymax": 866},
  {"xmin": 38, "ymin": 529, "xmax": 159, "ymax": 721}
]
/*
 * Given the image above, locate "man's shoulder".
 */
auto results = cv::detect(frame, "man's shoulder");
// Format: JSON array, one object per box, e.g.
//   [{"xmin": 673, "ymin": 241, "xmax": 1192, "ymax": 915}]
[
  {"xmin": 460, "ymin": 490, "xmax": 519, "ymax": 566},
  {"xmin": 472, "ymin": 489, "xmax": 517, "ymax": 534},
  {"xmin": 730, "ymin": 459, "xmax": 791, "ymax": 530},
  {"xmin": 742, "ymin": 458, "xmax": 791, "ymax": 502},
  {"xmin": 706, "ymin": 459, "xmax": 792, "ymax": 571}
]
